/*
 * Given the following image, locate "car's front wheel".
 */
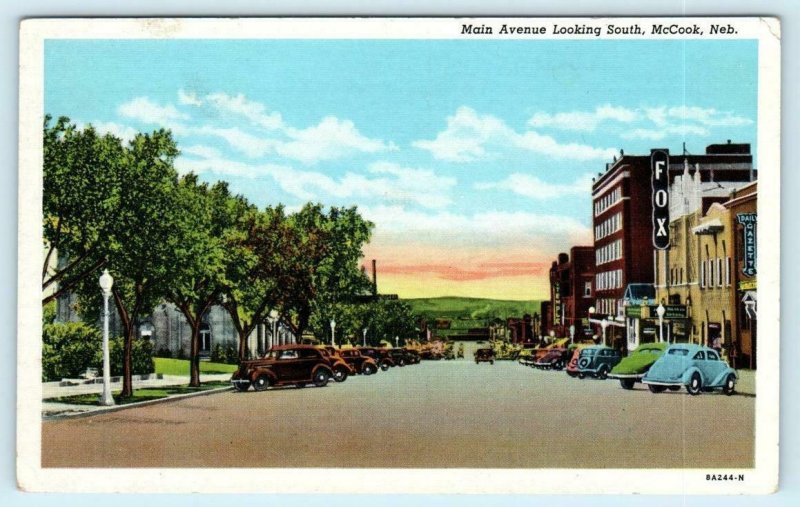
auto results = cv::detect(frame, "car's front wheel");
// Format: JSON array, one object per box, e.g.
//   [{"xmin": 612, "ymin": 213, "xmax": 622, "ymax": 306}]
[
  {"xmin": 233, "ymin": 381, "xmax": 250, "ymax": 392},
  {"xmin": 252, "ymin": 374, "xmax": 270, "ymax": 392},
  {"xmin": 597, "ymin": 366, "xmax": 609, "ymax": 380},
  {"xmin": 313, "ymin": 369, "xmax": 331, "ymax": 387},
  {"xmin": 578, "ymin": 372, "xmax": 586, "ymax": 379},
  {"xmin": 333, "ymin": 367, "xmax": 348, "ymax": 382},
  {"xmin": 722, "ymin": 373, "xmax": 736, "ymax": 396},
  {"xmin": 362, "ymin": 364, "xmax": 376, "ymax": 375},
  {"xmin": 620, "ymin": 379, "xmax": 635, "ymax": 390},
  {"xmin": 686, "ymin": 372, "xmax": 703, "ymax": 395},
  {"xmin": 648, "ymin": 384, "xmax": 666, "ymax": 393},
  {"xmin": 380, "ymin": 361, "xmax": 390, "ymax": 371}
]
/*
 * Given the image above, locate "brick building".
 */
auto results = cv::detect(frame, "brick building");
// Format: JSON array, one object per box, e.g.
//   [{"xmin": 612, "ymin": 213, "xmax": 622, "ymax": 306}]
[
  {"xmin": 591, "ymin": 141, "xmax": 754, "ymax": 347},
  {"xmin": 548, "ymin": 247, "xmax": 595, "ymax": 338}
]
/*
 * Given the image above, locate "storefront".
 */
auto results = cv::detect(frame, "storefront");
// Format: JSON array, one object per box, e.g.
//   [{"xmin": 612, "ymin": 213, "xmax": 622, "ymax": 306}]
[{"xmin": 625, "ymin": 304, "xmax": 689, "ymax": 350}]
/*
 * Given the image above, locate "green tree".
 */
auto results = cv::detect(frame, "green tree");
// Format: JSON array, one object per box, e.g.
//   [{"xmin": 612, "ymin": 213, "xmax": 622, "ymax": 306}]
[
  {"xmin": 168, "ymin": 177, "xmax": 254, "ymax": 386},
  {"xmin": 42, "ymin": 116, "xmax": 124, "ymax": 305},
  {"xmin": 222, "ymin": 205, "xmax": 295, "ymax": 360},
  {"xmin": 76, "ymin": 129, "xmax": 183, "ymax": 397}
]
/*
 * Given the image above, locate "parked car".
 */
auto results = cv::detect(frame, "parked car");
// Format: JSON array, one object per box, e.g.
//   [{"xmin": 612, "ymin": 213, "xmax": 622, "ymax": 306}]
[
  {"xmin": 608, "ymin": 342, "xmax": 668, "ymax": 389},
  {"xmin": 405, "ymin": 348, "xmax": 422, "ymax": 364},
  {"xmin": 231, "ymin": 344, "xmax": 333, "ymax": 391},
  {"xmin": 316, "ymin": 346, "xmax": 355, "ymax": 382},
  {"xmin": 533, "ymin": 347, "xmax": 572, "ymax": 370},
  {"xmin": 358, "ymin": 347, "xmax": 394, "ymax": 371},
  {"xmin": 575, "ymin": 345, "xmax": 622, "ymax": 379},
  {"xmin": 517, "ymin": 346, "xmax": 537, "ymax": 367},
  {"xmin": 474, "ymin": 348, "xmax": 494, "ymax": 364},
  {"xmin": 387, "ymin": 348, "xmax": 410, "ymax": 367},
  {"xmin": 642, "ymin": 344, "xmax": 738, "ymax": 395},
  {"xmin": 337, "ymin": 348, "xmax": 379, "ymax": 375}
]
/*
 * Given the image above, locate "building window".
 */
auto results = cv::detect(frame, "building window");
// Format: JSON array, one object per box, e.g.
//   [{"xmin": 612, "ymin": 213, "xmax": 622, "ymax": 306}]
[
  {"xmin": 726, "ymin": 257, "xmax": 731, "ymax": 286},
  {"xmin": 700, "ymin": 260, "xmax": 705, "ymax": 288},
  {"xmin": 716, "ymin": 258, "xmax": 723, "ymax": 287},
  {"xmin": 584, "ymin": 281, "xmax": 591, "ymax": 297}
]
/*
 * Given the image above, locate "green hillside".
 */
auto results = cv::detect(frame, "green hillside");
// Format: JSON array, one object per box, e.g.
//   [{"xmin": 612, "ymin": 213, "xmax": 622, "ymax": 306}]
[{"xmin": 404, "ymin": 297, "xmax": 543, "ymax": 321}]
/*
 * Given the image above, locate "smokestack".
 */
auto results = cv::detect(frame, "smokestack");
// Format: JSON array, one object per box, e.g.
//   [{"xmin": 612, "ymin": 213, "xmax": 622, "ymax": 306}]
[{"xmin": 372, "ymin": 259, "xmax": 377, "ymax": 296}]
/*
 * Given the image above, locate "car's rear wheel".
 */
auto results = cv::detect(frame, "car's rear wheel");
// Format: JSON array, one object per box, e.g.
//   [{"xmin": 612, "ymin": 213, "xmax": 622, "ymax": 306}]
[
  {"xmin": 490, "ymin": 360, "xmax": 494, "ymax": 365},
  {"xmin": 380, "ymin": 361, "xmax": 390, "ymax": 371},
  {"xmin": 597, "ymin": 366, "xmax": 609, "ymax": 380},
  {"xmin": 252, "ymin": 374, "xmax": 270, "ymax": 392},
  {"xmin": 362, "ymin": 364, "xmax": 376, "ymax": 375},
  {"xmin": 578, "ymin": 372, "xmax": 586, "ymax": 379},
  {"xmin": 333, "ymin": 367, "xmax": 348, "ymax": 382},
  {"xmin": 233, "ymin": 381, "xmax": 250, "ymax": 392},
  {"xmin": 722, "ymin": 373, "xmax": 736, "ymax": 396},
  {"xmin": 398, "ymin": 358, "xmax": 406, "ymax": 367},
  {"xmin": 313, "ymin": 369, "xmax": 330, "ymax": 387},
  {"xmin": 620, "ymin": 379, "xmax": 635, "ymax": 390},
  {"xmin": 687, "ymin": 372, "xmax": 702, "ymax": 395},
  {"xmin": 648, "ymin": 384, "xmax": 666, "ymax": 393}
]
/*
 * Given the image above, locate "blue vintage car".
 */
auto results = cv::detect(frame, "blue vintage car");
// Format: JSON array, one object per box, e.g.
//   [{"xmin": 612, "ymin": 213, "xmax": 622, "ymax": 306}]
[
  {"xmin": 642, "ymin": 344, "xmax": 737, "ymax": 395},
  {"xmin": 575, "ymin": 345, "xmax": 622, "ymax": 379}
]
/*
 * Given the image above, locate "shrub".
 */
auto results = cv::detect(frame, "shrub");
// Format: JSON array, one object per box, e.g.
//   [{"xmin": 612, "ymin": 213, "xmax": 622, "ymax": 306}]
[
  {"xmin": 42, "ymin": 322, "xmax": 102, "ymax": 382},
  {"xmin": 155, "ymin": 346, "xmax": 173, "ymax": 358},
  {"xmin": 108, "ymin": 337, "xmax": 155, "ymax": 376},
  {"xmin": 41, "ymin": 322, "xmax": 156, "ymax": 381},
  {"xmin": 210, "ymin": 342, "xmax": 239, "ymax": 364}
]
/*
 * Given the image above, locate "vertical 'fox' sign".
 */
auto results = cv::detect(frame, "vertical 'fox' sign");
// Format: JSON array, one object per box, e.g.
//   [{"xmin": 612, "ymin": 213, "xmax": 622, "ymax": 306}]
[{"xmin": 651, "ymin": 149, "xmax": 670, "ymax": 250}]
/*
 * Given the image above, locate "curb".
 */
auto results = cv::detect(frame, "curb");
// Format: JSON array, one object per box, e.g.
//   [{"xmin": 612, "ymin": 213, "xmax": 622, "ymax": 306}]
[{"xmin": 42, "ymin": 385, "xmax": 234, "ymax": 421}]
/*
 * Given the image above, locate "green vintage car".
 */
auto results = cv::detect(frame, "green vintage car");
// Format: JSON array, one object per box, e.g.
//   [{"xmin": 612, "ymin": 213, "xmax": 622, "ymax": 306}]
[{"xmin": 608, "ymin": 342, "xmax": 668, "ymax": 390}]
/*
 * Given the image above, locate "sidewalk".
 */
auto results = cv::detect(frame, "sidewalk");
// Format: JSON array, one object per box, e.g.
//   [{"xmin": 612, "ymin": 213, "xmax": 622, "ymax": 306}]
[
  {"xmin": 736, "ymin": 369, "xmax": 755, "ymax": 396},
  {"xmin": 42, "ymin": 373, "xmax": 233, "ymax": 419}
]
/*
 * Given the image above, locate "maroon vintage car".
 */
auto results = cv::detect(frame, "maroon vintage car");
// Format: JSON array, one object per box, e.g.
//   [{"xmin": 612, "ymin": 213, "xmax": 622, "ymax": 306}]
[
  {"xmin": 358, "ymin": 347, "xmax": 395, "ymax": 371},
  {"xmin": 317, "ymin": 346, "xmax": 355, "ymax": 382},
  {"xmin": 231, "ymin": 344, "xmax": 333, "ymax": 391},
  {"xmin": 337, "ymin": 348, "xmax": 379, "ymax": 375}
]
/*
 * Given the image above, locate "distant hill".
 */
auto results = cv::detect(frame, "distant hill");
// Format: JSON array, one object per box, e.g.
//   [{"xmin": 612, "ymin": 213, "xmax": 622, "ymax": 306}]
[{"xmin": 404, "ymin": 297, "xmax": 543, "ymax": 321}]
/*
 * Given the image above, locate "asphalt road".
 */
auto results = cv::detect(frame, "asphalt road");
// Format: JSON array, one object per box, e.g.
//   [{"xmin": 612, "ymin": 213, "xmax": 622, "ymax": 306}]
[{"xmin": 41, "ymin": 359, "xmax": 754, "ymax": 468}]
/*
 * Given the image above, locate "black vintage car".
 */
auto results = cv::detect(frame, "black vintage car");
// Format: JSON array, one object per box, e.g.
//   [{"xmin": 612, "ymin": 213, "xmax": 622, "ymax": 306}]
[{"xmin": 474, "ymin": 348, "xmax": 495, "ymax": 365}]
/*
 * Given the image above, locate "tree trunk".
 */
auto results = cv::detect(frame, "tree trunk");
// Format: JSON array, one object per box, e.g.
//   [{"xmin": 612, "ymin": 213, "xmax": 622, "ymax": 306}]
[
  {"xmin": 238, "ymin": 328, "xmax": 249, "ymax": 361},
  {"xmin": 121, "ymin": 322, "xmax": 134, "ymax": 398},
  {"xmin": 189, "ymin": 318, "xmax": 201, "ymax": 387}
]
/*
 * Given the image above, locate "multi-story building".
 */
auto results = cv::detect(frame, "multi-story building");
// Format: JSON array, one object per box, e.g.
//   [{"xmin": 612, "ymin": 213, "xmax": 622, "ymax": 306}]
[
  {"xmin": 592, "ymin": 141, "xmax": 754, "ymax": 347},
  {"xmin": 548, "ymin": 247, "xmax": 594, "ymax": 338},
  {"xmin": 726, "ymin": 181, "xmax": 758, "ymax": 369}
]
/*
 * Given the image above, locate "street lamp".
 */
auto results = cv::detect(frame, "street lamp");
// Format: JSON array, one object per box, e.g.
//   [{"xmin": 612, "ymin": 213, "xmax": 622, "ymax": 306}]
[
  {"xmin": 656, "ymin": 303, "xmax": 666, "ymax": 344},
  {"xmin": 362, "ymin": 327, "xmax": 368, "ymax": 347},
  {"xmin": 395, "ymin": 335, "xmax": 399, "ymax": 347},
  {"xmin": 330, "ymin": 318, "xmax": 336, "ymax": 347},
  {"xmin": 98, "ymin": 269, "xmax": 115, "ymax": 406},
  {"xmin": 601, "ymin": 319, "xmax": 609, "ymax": 346},
  {"xmin": 569, "ymin": 324, "xmax": 575, "ymax": 345},
  {"xmin": 269, "ymin": 309, "xmax": 279, "ymax": 347}
]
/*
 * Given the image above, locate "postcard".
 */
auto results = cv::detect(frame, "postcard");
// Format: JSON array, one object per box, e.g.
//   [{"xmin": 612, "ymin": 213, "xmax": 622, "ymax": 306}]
[{"xmin": 18, "ymin": 17, "xmax": 780, "ymax": 494}]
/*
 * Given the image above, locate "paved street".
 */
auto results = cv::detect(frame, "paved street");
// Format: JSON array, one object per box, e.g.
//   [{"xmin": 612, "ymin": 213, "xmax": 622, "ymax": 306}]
[{"xmin": 42, "ymin": 359, "xmax": 754, "ymax": 469}]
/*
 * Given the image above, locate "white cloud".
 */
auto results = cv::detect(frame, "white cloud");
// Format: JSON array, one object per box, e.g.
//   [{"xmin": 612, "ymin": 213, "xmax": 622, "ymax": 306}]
[
  {"xmin": 667, "ymin": 106, "xmax": 753, "ymax": 127},
  {"xmin": 89, "ymin": 121, "xmax": 139, "ymax": 144},
  {"xmin": 476, "ymin": 173, "xmax": 594, "ymax": 199},
  {"xmin": 181, "ymin": 144, "xmax": 222, "ymax": 159},
  {"xmin": 178, "ymin": 89, "xmax": 203, "ymax": 107},
  {"xmin": 622, "ymin": 124, "xmax": 709, "ymax": 141},
  {"xmin": 205, "ymin": 92, "xmax": 284, "ymax": 130},
  {"xmin": 413, "ymin": 106, "xmax": 617, "ymax": 162},
  {"xmin": 195, "ymin": 125, "xmax": 277, "ymax": 158},
  {"xmin": 279, "ymin": 117, "xmax": 396, "ymax": 164},
  {"xmin": 527, "ymin": 105, "xmax": 639, "ymax": 132},
  {"xmin": 361, "ymin": 204, "xmax": 591, "ymax": 247},
  {"xmin": 173, "ymin": 155, "xmax": 269, "ymax": 179},
  {"xmin": 118, "ymin": 97, "xmax": 189, "ymax": 125}
]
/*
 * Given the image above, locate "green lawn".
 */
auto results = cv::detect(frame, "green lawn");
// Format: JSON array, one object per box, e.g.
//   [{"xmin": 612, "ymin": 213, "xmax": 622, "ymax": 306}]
[
  {"xmin": 154, "ymin": 358, "xmax": 238, "ymax": 376},
  {"xmin": 45, "ymin": 381, "xmax": 230, "ymax": 406}
]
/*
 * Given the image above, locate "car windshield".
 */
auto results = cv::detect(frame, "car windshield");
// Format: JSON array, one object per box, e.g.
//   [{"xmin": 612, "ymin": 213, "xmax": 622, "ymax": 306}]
[
  {"xmin": 581, "ymin": 349, "xmax": 598, "ymax": 356},
  {"xmin": 668, "ymin": 348, "xmax": 690, "ymax": 356}
]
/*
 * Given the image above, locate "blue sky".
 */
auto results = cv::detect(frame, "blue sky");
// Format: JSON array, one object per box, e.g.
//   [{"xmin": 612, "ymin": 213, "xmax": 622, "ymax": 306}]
[{"xmin": 44, "ymin": 39, "xmax": 758, "ymax": 299}]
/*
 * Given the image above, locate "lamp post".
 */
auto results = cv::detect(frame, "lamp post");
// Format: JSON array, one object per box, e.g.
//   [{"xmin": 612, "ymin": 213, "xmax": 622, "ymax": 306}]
[
  {"xmin": 395, "ymin": 335, "xmax": 399, "ymax": 347},
  {"xmin": 98, "ymin": 269, "xmax": 115, "ymax": 406},
  {"xmin": 330, "ymin": 319, "xmax": 336, "ymax": 347},
  {"xmin": 601, "ymin": 318, "xmax": 609, "ymax": 347},
  {"xmin": 362, "ymin": 327, "xmax": 368, "ymax": 347},
  {"xmin": 569, "ymin": 324, "xmax": 575, "ymax": 345},
  {"xmin": 269, "ymin": 309, "xmax": 279, "ymax": 347},
  {"xmin": 656, "ymin": 303, "xmax": 666, "ymax": 344}
]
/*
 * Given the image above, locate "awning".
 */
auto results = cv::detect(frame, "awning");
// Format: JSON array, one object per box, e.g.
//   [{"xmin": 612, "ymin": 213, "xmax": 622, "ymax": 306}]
[{"xmin": 692, "ymin": 218, "xmax": 724, "ymax": 235}]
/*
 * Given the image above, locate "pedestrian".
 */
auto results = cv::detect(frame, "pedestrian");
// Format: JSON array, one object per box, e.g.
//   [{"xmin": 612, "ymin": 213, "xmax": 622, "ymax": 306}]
[{"xmin": 712, "ymin": 335, "xmax": 722, "ymax": 355}]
